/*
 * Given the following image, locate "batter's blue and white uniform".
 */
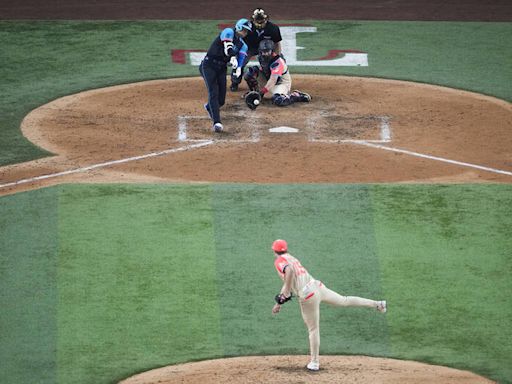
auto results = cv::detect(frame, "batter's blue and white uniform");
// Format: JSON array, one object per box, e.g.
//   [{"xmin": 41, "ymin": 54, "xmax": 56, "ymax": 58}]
[{"xmin": 199, "ymin": 28, "xmax": 248, "ymax": 125}]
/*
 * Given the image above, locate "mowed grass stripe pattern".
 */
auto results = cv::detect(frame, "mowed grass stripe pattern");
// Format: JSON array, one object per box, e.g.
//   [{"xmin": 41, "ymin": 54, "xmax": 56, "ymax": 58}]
[
  {"xmin": 56, "ymin": 185, "xmax": 223, "ymax": 384},
  {"xmin": 0, "ymin": 188, "xmax": 59, "ymax": 384},
  {"xmin": 372, "ymin": 184, "xmax": 512, "ymax": 383},
  {"xmin": 212, "ymin": 184, "xmax": 389, "ymax": 358},
  {"xmin": 1, "ymin": 184, "xmax": 512, "ymax": 383}
]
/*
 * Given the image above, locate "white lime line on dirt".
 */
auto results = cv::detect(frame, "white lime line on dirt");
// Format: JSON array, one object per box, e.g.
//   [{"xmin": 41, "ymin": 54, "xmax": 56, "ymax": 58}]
[
  {"xmin": 380, "ymin": 117, "xmax": 391, "ymax": 141},
  {"xmin": 356, "ymin": 141, "xmax": 512, "ymax": 177},
  {"xmin": 0, "ymin": 141, "xmax": 214, "ymax": 189}
]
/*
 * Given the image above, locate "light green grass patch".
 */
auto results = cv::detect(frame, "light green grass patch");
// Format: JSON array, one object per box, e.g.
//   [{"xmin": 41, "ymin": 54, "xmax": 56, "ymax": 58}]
[{"xmin": 56, "ymin": 184, "xmax": 222, "ymax": 384}]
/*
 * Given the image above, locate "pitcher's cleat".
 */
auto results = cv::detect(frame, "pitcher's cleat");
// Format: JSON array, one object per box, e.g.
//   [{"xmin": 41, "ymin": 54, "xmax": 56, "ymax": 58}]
[
  {"xmin": 213, "ymin": 123, "xmax": 223, "ymax": 133},
  {"xmin": 377, "ymin": 300, "xmax": 387, "ymax": 313},
  {"xmin": 306, "ymin": 361, "xmax": 320, "ymax": 371}
]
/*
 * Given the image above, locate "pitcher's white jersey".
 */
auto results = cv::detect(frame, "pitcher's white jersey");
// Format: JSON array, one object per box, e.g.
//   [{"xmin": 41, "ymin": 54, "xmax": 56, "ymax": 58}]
[{"xmin": 274, "ymin": 253, "xmax": 315, "ymax": 299}]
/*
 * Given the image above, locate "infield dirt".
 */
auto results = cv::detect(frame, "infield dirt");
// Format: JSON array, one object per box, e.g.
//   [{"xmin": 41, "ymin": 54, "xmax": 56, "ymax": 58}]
[{"xmin": 2, "ymin": 74, "xmax": 511, "ymax": 197}]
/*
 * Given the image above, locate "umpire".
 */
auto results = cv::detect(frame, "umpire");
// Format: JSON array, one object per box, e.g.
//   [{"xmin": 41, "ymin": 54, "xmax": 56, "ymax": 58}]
[
  {"xmin": 230, "ymin": 8, "xmax": 282, "ymax": 92},
  {"xmin": 200, "ymin": 19, "xmax": 251, "ymax": 132}
]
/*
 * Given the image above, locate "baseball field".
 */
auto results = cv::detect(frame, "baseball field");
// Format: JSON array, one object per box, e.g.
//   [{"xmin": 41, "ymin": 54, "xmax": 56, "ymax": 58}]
[{"xmin": 1, "ymin": 2, "xmax": 511, "ymax": 384}]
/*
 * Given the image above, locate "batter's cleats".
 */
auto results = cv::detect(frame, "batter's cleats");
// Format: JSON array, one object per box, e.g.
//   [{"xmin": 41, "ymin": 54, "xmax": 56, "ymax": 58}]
[
  {"xmin": 377, "ymin": 300, "xmax": 387, "ymax": 313},
  {"xmin": 307, "ymin": 361, "xmax": 320, "ymax": 371},
  {"xmin": 204, "ymin": 103, "xmax": 213, "ymax": 119},
  {"xmin": 292, "ymin": 90, "xmax": 312, "ymax": 102},
  {"xmin": 230, "ymin": 83, "xmax": 239, "ymax": 92},
  {"xmin": 213, "ymin": 123, "xmax": 223, "ymax": 133}
]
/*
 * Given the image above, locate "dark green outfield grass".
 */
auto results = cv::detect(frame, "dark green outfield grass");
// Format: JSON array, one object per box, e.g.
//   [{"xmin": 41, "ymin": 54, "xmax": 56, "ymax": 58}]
[
  {"xmin": 1, "ymin": 20, "xmax": 511, "ymax": 165},
  {"xmin": 1, "ymin": 183, "xmax": 511, "ymax": 384}
]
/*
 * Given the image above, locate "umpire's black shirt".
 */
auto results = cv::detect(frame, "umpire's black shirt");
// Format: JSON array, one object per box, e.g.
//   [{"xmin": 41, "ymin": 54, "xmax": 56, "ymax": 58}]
[{"xmin": 245, "ymin": 21, "xmax": 282, "ymax": 53}]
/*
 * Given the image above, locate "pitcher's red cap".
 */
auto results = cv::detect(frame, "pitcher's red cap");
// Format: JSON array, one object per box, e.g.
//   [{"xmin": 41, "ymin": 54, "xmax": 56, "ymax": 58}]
[{"xmin": 272, "ymin": 239, "xmax": 288, "ymax": 252}]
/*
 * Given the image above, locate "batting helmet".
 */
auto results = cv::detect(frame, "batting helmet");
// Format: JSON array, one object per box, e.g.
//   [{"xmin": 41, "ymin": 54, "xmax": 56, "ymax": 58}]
[
  {"xmin": 272, "ymin": 239, "xmax": 288, "ymax": 252},
  {"xmin": 252, "ymin": 8, "xmax": 268, "ymax": 29},
  {"xmin": 235, "ymin": 18, "xmax": 252, "ymax": 32}
]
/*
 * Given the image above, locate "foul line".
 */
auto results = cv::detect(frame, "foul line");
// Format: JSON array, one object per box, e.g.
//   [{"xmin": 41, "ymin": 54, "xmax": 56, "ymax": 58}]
[
  {"xmin": 0, "ymin": 141, "xmax": 214, "ymax": 189},
  {"xmin": 355, "ymin": 141, "xmax": 512, "ymax": 177}
]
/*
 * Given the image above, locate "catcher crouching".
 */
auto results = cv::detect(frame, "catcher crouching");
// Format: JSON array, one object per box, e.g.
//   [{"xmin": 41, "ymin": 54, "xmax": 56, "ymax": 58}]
[{"xmin": 244, "ymin": 39, "xmax": 311, "ymax": 110}]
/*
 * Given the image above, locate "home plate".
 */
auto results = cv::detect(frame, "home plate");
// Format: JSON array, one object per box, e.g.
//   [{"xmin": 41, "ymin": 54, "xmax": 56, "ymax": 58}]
[{"xmin": 269, "ymin": 126, "xmax": 299, "ymax": 133}]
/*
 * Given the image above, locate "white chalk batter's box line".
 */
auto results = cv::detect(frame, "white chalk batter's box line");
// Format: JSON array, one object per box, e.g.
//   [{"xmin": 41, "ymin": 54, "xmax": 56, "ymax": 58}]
[
  {"xmin": 308, "ymin": 115, "xmax": 391, "ymax": 143},
  {"xmin": 177, "ymin": 115, "xmax": 391, "ymax": 143}
]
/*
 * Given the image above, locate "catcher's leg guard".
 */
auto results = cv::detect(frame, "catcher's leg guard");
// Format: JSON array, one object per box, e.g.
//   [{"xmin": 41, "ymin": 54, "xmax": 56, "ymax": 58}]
[
  {"xmin": 290, "ymin": 90, "xmax": 312, "ymax": 102},
  {"xmin": 271, "ymin": 93, "xmax": 292, "ymax": 106},
  {"xmin": 244, "ymin": 66, "xmax": 260, "ymax": 91}
]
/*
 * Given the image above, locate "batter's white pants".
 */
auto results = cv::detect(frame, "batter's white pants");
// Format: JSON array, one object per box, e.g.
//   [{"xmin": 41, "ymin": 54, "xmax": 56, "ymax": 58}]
[{"xmin": 299, "ymin": 281, "xmax": 378, "ymax": 365}]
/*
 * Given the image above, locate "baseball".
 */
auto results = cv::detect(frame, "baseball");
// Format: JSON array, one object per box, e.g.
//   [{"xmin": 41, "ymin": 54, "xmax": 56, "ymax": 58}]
[{"xmin": 254, "ymin": 99, "xmax": 260, "ymax": 105}]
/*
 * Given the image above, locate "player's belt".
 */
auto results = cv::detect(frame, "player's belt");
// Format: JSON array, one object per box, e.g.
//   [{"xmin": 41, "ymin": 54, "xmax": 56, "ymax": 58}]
[{"xmin": 204, "ymin": 56, "xmax": 226, "ymax": 66}]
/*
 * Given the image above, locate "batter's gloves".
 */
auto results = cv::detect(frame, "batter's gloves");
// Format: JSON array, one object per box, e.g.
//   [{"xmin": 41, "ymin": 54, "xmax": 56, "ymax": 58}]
[
  {"xmin": 229, "ymin": 56, "xmax": 238, "ymax": 69},
  {"xmin": 245, "ymin": 90, "xmax": 262, "ymax": 110}
]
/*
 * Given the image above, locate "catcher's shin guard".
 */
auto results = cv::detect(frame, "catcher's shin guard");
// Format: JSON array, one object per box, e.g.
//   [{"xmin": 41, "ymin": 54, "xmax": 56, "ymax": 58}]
[
  {"xmin": 290, "ymin": 90, "xmax": 312, "ymax": 102},
  {"xmin": 271, "ymin": 93, "xmax": 292, "ymax": 106}
]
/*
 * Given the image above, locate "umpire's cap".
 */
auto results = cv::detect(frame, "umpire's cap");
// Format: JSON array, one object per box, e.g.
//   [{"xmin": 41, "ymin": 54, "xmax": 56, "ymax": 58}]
[
  {"xmin": 235, "ymin": 18, "xmax": 252, "ymax": 32},
  {"xmin": 252, "ymin": 8, "xmax": 268, "ymax": 29},
  {"xmin": 272, "ymin": 239, "xmax": 288, "ymax": 252}
]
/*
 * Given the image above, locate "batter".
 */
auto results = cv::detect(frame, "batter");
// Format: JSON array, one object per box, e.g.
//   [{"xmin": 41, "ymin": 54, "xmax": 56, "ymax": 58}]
[
  {"xmin": 199, "ymin": 18, "xmax": 250, "ymax": 132},
  {"xmin": 271, "ymin": 239, "xmax": 387, "ymax": 371}
]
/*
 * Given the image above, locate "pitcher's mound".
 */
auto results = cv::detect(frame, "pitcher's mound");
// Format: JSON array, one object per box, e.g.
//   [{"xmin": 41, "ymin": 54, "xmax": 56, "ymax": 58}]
[{"xmin": 119, "ymin": 355, "xmax": 494, "ymax": 384}]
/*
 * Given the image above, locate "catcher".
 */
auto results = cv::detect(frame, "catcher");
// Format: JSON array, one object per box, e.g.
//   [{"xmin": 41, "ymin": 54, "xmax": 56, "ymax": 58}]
[
  {"xmin": 271, "ymin": 239, "xmax": 387, "ymax": 371},
  {"xmin": 243, "ymin": 39, "xmax": 311, "ymax": 110}
]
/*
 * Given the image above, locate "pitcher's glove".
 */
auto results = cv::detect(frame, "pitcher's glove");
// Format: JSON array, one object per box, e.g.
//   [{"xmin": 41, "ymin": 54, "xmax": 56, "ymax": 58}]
[
  {"xmin": 245, "ymin": 90, "xmax": 262, "ymax": 110},
  {"xmin": 275, "ymin": 293, "xmax": 292, "ymax": 305}
]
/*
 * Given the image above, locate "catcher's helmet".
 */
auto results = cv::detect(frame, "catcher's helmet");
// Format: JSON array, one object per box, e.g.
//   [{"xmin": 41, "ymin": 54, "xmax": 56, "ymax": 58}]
[
  {"xmin": 258, "ymin": 39, "xmax": 275, "ymax": 56},
  {"xmin": 252, "ymin": 8, "xmax": 268, "ymax": 29},
  {"xmin": 272, "ymin": 239, "xmax": 288, "ymax": 252},
  {"xmin": 235, "ymin": 18, "xmax": 252, "ymax": 32}
]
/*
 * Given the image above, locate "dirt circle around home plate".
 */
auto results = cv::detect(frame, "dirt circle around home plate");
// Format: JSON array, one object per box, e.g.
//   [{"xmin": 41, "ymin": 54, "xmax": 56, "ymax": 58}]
[
  {"xmin": 118, "ymin": 355, "xmax": 495, "ymax": 384},
  {"xmin": 1, "ymin": 74, "xmax": 510, "ymax": 197}
]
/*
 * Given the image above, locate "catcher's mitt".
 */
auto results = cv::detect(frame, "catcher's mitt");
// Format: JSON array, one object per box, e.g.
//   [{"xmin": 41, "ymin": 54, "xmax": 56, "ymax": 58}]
[
  {"xmin": 245, "ymin": 91, "xmax": 262, "ymax": 110},
  {"xmin": 275, "ymin": 293, "xmax": 292, "ymax": 305}
]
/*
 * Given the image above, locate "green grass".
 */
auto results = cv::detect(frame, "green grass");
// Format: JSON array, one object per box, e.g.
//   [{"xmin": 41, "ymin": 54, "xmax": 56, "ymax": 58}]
[
  {"xmin": 56, "ymin": 184, "xmax": 222, "ymax": 383},
  {"xmin": 1, "ymin": 183, "xmax": 511, "ymax": 383},
  {"xmin": 295, "ymin": 21, "xmax": 512, "ymax": 99},
  {"xmin": 0, "ymin": 188, "xmax": 59, "ymax": 384},
  {"xmin": 1, "ymin": 20, "xmax": 511, "ymax": 165},
  {"xmin": 372, "ymin": 184, "xmax": 512, "ymax": 381},
  {"xmin": 211, "ymin": 184, "xmax": 389, "ymax": 357}
]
